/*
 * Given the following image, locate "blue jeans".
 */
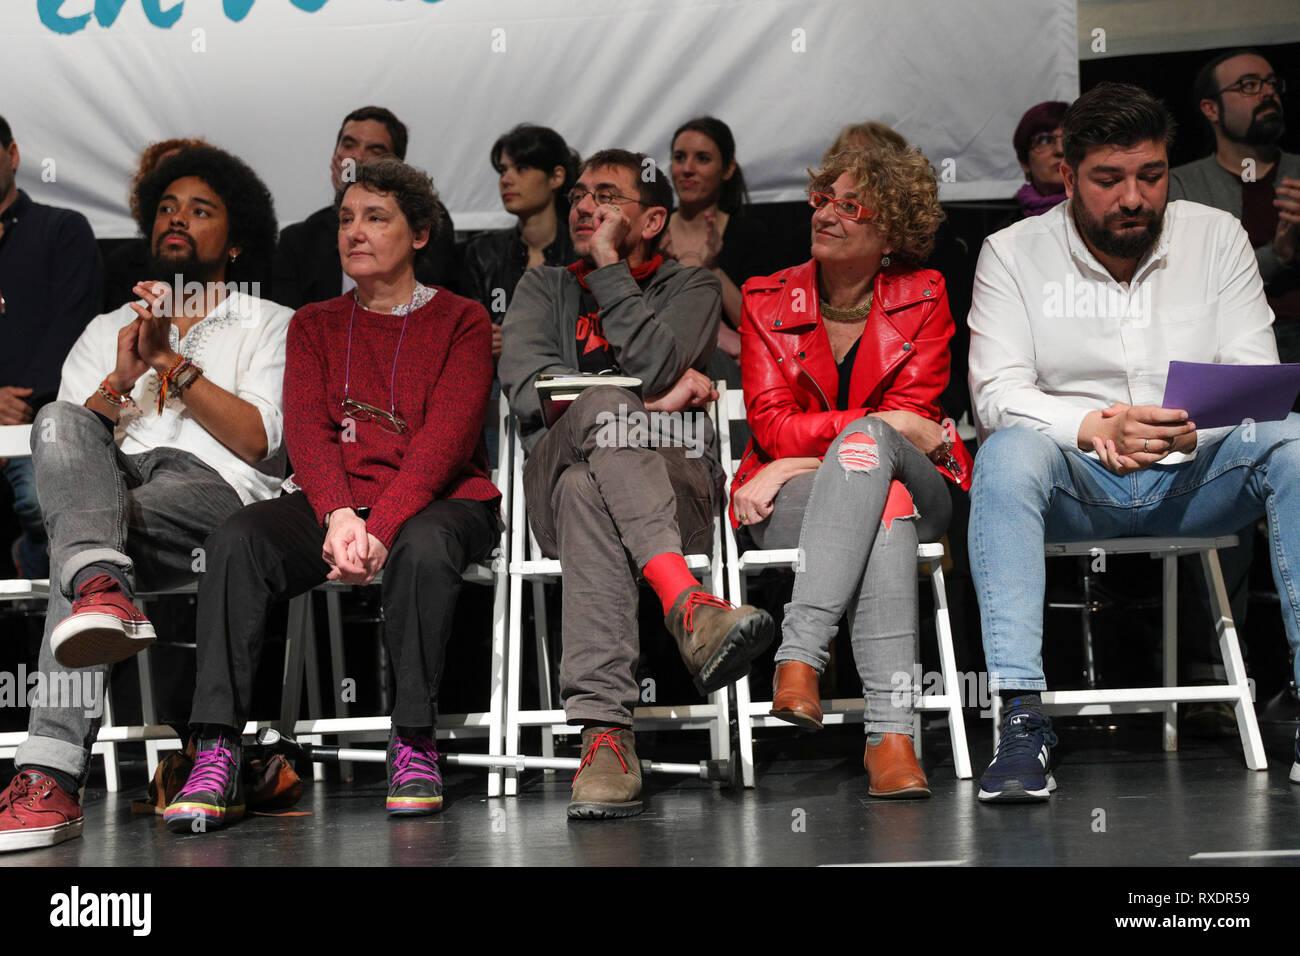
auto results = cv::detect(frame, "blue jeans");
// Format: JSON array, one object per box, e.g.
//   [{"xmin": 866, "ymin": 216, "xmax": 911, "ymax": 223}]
[
  {"xmin": 969, "ymin": 419, "xmax": 1300, "ymax": 691},
  {"xmin": 3, "ymin": 456, "xmax": 49, "ymax": 578}
]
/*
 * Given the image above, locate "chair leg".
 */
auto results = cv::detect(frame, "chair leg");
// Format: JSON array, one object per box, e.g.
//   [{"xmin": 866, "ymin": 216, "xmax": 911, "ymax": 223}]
[
  {"xmin": 98, "ymin": 687, "xmax": 121, "ymax": 793},
  {"xmin": 280, "ymin": 594, "xmax": 309, "ymax": 735},
  {"xmin": 325, "ymin": 589, "xmax": 353, "ymax": 783},
  {"xmin": 1201, "ymin": 550, "xmax": 1267, "ymax": 770},
  {"xmin": 487, "ymin": 561, "xmax": 509, "ymax": 798},
  {"xmin": 503, "ymin": 568, "xmax": 527, "ymax": 797},
  {"xmin": 138, "ymin": 646, "xmax": 163, "ymax": 779},
  {"xmin": 930, "ymin": 562, "xmax": 972, "ymax": 779},
  {"xmin": 1161, "ymin": 555, "xmax": 1178, "ymax": 752},
  {"xmin": 532, "ymin": 580, "xmax": 555, "ymax": 765}
]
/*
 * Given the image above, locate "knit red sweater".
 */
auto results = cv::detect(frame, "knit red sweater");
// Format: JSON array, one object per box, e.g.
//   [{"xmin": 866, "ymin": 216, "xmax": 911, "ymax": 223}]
[{"xmin": 284, "ymin": 289, "xmax": 499, "ymax": 548}]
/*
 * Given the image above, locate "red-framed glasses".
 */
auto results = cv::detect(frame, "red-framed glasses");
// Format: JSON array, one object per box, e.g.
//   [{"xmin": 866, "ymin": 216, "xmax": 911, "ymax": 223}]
[{"xmin": 809, "ymin": 190, "xmax": 874, "ymax": 222}]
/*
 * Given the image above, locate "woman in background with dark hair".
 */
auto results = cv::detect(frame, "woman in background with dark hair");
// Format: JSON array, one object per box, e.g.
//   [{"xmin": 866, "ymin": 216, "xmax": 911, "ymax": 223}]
[
  {"xmin": 664, "ymin": 116, "xmax": 772, "ymax": 382},
  {"xmin": 1011, "ymin": 101, "xmax": 1070, "ymax": 219},
  {"xmin": 461, "ymin": 123, "xmax": 577, "ymax": 358}
]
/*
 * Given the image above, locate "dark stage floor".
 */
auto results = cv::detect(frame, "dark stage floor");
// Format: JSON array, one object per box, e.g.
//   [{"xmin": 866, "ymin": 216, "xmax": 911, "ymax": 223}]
[{"xmin": 4, "ymin": 716, "xmax": 1299, "ymax": 869}]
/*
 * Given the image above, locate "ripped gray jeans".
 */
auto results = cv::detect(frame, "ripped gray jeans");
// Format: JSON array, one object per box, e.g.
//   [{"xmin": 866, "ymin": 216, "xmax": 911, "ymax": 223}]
[{"xmin": 748, "ymin": 417, "xmax": 952, "ymax": 735}]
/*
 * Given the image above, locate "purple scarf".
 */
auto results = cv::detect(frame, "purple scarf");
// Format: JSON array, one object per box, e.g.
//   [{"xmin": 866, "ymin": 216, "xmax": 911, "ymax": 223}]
[{"xmin": 1016, "ymin": 182, "xmax": 1067, "ymax": 218}]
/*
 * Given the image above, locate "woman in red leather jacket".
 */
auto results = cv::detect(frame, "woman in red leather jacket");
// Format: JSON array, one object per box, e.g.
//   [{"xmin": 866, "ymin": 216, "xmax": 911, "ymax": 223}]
[{"xmin": 732, "ymin": 145, "xmax": 972, "ymax": 798}]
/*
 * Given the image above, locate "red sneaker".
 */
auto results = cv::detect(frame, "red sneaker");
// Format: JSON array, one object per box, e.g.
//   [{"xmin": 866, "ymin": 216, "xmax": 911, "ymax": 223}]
[
  {"xmin": 0, "ymin": 770, "xmax": 83, "ymax": 853},
  {"xmin": 51, "ymin": 573, "xmax": 156, "ymax": 668}
]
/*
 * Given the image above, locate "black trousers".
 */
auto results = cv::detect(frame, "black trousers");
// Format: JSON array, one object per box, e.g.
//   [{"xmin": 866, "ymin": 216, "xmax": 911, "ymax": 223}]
[{"xmin": 189, "ymin": 491, "xmax": 498, "ymax": 730}]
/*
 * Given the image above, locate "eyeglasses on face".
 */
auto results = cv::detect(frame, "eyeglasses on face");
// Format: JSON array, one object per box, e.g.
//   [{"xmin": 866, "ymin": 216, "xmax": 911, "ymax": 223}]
[
  {"xmin": 341, "ymin": 397, "xmax": 408, "ymax": 435},
  {"xmin": 1216, "ymin": 73, "xmax": 1285, "ymax": 96},
  {"xmin": 808, "ymin": 190, "xmax": 874, "ymax": 222},
  {"xmin": 566, "ymin": 186, "xmax": 648, "ymax": 207},
  {"xmin": 1030, "ymin": 131, "xmax": 1063, "ymax": 152}
]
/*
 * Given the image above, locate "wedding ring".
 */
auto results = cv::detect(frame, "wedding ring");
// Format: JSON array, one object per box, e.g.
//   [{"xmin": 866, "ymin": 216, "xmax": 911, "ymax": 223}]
[{"xmin": 1143, "ymin": 438, "xmax": 1149, "ymax": 452}]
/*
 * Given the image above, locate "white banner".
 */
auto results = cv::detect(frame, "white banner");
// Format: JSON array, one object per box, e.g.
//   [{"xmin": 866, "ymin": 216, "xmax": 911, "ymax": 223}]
[{"xmin": 5, "ymin": 0, "xmax": 1078, "ymax": 237}]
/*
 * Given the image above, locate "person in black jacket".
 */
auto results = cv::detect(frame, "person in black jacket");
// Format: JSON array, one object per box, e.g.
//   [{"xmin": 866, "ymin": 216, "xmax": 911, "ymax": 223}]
[
  {"xmin": 460, "ymin": 123, "xmax": 578, "ymax": 359},
  {"xmin": 0, "ymin": 115, "xmax": 102, "ymax": 578},
  {"xmin": 272, "ymin": 106, "xmax": 456, "ymax": 309}
]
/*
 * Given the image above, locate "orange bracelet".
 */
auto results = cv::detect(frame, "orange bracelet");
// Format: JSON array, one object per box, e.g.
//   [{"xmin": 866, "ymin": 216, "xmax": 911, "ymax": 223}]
[{"xmin": 156, "ymin": 354, "xmax": 186, "ymax": 415}]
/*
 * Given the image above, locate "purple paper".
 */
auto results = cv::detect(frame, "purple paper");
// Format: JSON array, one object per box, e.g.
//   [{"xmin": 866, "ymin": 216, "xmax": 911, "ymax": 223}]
[{"xmin": 1162, "ymin": 361, "xmax": 1300, "ymax": 428}]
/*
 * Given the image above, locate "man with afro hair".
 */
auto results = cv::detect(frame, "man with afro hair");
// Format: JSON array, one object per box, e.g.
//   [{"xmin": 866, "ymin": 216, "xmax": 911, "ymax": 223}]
[{"xmin": 0, "ymin": 145, "xmax": 293, "ymax": 853}]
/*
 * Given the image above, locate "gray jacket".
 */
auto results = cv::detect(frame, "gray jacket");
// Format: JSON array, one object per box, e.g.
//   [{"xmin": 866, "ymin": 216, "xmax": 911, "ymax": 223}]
[
  {"xmin": 1170, "ymin": 152, "xmax": 1300, "ymax": 285},
  {"xmin": 500, "ymin": 257, "xmax": 721, "ymax": 455}
]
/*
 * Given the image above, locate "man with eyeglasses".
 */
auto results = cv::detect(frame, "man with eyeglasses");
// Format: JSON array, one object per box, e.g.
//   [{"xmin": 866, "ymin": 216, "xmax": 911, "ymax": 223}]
[
  {"xmin": 1172, "ymin": 50, "xmax": 1299, "ymax": 359},
  {"xmin": 500, "ymin": 149, "xmax": 774, "ymax": 819},
  {"xmin": 1171, "ymin": 52, "xmax": 1300, "ymax": 720}
]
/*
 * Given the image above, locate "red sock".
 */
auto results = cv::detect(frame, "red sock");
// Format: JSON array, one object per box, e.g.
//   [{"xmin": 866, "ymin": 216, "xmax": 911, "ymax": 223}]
[{"xmin": 643, "ymin": 552, "xmax": 699, "ymax": 614}]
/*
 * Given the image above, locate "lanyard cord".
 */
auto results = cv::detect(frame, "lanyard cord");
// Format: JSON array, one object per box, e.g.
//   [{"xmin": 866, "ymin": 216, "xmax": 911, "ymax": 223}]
[{"xmin": 343, "ymin": 284, "xmax": 419, "ymax": 417}]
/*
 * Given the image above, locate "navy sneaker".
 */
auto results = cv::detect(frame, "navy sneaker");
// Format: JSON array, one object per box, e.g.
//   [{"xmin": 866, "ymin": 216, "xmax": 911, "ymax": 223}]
[
  {"xmin": 1290, "ymin": 727, "xmax": 1299, "ymax": 785},
  {"xmin": 979, "ymin": 701, "xmax": 1059, "ymax": 803}
]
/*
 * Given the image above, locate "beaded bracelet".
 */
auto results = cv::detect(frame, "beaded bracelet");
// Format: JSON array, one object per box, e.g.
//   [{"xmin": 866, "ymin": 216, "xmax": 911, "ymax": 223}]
[{"xmin": 97, "ymin": 377, "xmax": 129, "ymax": 407}]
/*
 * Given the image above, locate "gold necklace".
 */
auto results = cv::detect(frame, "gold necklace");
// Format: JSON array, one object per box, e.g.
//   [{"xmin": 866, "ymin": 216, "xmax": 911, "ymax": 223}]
[{"xmin": 820, "ymin": 290, "xmax": 873, "ymax": 323}]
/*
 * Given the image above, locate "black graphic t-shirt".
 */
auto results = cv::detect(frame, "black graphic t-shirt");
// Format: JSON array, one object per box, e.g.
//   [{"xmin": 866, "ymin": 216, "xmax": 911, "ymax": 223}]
[{"xmin": 567, "ymin": 255, "xmax": 664, "ymax": 374}]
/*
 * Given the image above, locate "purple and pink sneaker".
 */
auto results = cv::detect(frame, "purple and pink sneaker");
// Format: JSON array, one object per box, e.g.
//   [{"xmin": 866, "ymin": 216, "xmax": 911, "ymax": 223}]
[
  {"xmin": 164, "ymin": 732, "xmax": 245, "ymax": 832},
  {"xmin": 387, "ymin": 731, "xmax": 442, "ymax": 816}
]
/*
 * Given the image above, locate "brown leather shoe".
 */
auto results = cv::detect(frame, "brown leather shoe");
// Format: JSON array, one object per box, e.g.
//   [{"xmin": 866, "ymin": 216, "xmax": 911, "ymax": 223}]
[
  {"xmin": 770, "ymin": 661, "xmax": 824, "ymax": 730},
  {"xmin": 863, "ymin": 733, "xmax": 931, "ymax": 799},
  {"xmin": 568, "ymin": 727, "xmax": 643, "ymax": 819},
  {"xmin": 665, "ymin": 586, "xmax": 774, "ymax": 695}
]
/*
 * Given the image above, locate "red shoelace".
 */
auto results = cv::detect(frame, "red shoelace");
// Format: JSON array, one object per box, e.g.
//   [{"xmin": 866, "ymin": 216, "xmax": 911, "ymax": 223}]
[
  {"xmin": 573, "ymin": 731, "xmax": 631, "ymax": 784},
  {"xmin": 681, "ymin": 591, "xmax": 733, "ymax": 632}
]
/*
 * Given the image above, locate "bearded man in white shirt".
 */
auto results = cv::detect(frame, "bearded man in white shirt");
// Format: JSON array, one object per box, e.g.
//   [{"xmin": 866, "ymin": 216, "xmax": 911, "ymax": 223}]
[
  {"xmin": 967, "ymin": 82, "xmax": 1300, "ymax": 803},
  {"xmin": 0, "ymin": 146, "xmax": 291, "ymax": 852}
]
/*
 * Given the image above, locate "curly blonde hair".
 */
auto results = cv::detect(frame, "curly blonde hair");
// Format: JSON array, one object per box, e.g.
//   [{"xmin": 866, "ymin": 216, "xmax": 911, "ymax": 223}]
[{"xmin": 809, "ymin": 146, "xmax": 944, "ymax": 264}]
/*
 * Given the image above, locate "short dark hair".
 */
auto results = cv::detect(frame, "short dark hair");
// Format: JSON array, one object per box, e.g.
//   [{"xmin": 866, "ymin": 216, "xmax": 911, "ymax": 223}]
[
  {"xmin": 335, "ymin": 106, "xmax": 408, "ymax": 160},
  {"xmin": 341, "ymin": 158, "xmax": 441, "ymax": 239},
  {"xmin": 490, "ymin": 123, "xmax": 578, "ymax": 216},
  {"xmin": 1061, "ymin": 82, "xmax": 1176, "ymax": 170},
  {"xmin": 670, "ymin": 115, "xmax": 750, "ymax": 214},
  {"xmin": 134, "ymin": 145, "xmax": 278, "ymax": 279},
  {"xmin": 1012, "ymin": 101, "xmax": 1070, "ymax": 164},
  {"xmin": 579, "ymin": 149, "xmax": 674, "ymax": 250},
  {"xmin": 0, "ymin": 115, "xmax": 12, "ymax": 149}
]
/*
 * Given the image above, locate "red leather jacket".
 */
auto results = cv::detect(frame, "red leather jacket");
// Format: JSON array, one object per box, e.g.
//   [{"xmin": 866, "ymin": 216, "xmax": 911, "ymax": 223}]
[{"xmin": 732, "ymin": 260, "xmax": 973, "ymax": 525}]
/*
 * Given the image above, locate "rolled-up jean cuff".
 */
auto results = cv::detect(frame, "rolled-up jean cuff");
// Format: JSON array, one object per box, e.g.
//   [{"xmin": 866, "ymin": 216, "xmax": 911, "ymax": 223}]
[
  {"xmin": 565, "ymin": 706, "xmax": 634, "ymax": 728},
  {"xmin": 987, "ymin": 678, "xmax": 1048, "ymax": 693},
  {"xmin": 59, "ymin": 547, "xmax": 133, "ymax": 599},
  {"xmin": 865, "ymin": 721, "xmax": 915, "ymax": 736},
  {"xmin": 13, "ymin": 732, "xmax": 92, "ymax": 780},
  {"xmin": 772, "ymin": 650, "xmax": 825, "ymax": 675}
]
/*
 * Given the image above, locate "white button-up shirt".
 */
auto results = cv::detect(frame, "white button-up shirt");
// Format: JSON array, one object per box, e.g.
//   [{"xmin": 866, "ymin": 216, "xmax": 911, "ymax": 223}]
[
  {"xmin": 968, "ymin": 199, "xmax": 1278, "ymax": 462},
  {"xmin": 59, "ymin": 291, "xmax": 293, "ymax": 505}
]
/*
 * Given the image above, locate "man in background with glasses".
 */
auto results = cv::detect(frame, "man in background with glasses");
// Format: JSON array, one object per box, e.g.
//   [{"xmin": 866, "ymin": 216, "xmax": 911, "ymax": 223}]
[
  {"xmin": 500, "ymin": 149, "xmax": 774, "ymax": 819},
  {"xmin": 1172, "ymin": 50, "xmax": 1299, "ymax": 360}
]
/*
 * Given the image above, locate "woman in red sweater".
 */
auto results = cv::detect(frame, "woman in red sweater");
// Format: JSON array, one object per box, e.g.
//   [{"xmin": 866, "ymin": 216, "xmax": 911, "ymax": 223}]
[{"xmin": 165, "ymin": 159, "xmax": 499, "ymax": 831}]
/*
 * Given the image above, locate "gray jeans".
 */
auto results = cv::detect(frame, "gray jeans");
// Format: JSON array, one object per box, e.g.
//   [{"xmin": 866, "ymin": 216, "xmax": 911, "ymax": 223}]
[
  {"xmin": 15, "ymin": 401, "xmax": 242, "ymax": 782},
  {"xmin": 752, "ymin": 417, "xmax": 951, "ymax": 735}
]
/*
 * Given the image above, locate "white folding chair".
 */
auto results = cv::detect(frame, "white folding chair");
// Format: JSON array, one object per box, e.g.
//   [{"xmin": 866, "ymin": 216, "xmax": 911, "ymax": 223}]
[
  {"xmin": 717, "ymin": 386, "xmax": 973, "ymax": 787},
  {"xmin": 500, "ymin": 394, "xmax": 737, "ymax": 795},
  {"xmin": 993, "ymin": 535, "xmax": 1266, "ymax": 769}
]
